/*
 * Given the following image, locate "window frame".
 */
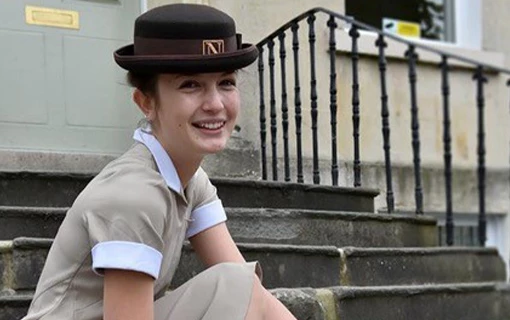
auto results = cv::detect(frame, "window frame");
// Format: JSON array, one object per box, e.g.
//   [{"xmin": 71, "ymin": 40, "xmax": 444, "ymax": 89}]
[
  {"xmin": 453, "ymin": 0, "xmax": 481, "ymax": 50},
  {"xmin": 343, "ymin": 0, "xmax": 481, "ymax": 50}
]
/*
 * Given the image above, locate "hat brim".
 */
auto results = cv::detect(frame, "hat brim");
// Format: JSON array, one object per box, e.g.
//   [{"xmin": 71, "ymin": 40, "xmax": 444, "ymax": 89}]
[{"xmin": 114, "ymin": 43, "xmax": 258, "ymax": 73}]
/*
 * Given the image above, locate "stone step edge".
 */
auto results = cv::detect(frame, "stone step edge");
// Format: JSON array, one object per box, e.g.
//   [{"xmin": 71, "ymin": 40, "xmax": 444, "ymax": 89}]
[
  {"xmin": 274, "ymin": 282, "xmax": 510, "ymax": 319},
  {"xmin": 0, "ymin": 171, "xmax": 380, "ymax": 196},
  {"xmin": 328, "ymin": 281, "xmax": 509, "ymax": 298},
  {"xmin": 1, "ymin": 237, "xmax": 342, "ymax": 255},
  {"xmin": 1, "ymin": 282, "xmax": 506, "ymax": 298},
  {"xmin": 341, "ymin": 246, "xmax": 500, "ymax": 257},
  {"xmin": 1, "ymin": 282, "xmax": 508, "ymax": 320},
  {"xmin": 0, "ymin": 206, "xmax": 437, "ymax": 225},
  {"xmin": 2, "ymin": 237, "xmax": 501, "ymax": 257},
  {"xmin": 0, "ymin": 293, "xmax": 32, "ymax": 306}
]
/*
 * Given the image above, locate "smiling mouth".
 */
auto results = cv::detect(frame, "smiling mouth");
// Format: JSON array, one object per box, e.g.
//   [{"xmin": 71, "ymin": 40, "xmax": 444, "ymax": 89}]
[{"xmin": 193, "ymin": 121, "xmax": 226, "ymax": 130}]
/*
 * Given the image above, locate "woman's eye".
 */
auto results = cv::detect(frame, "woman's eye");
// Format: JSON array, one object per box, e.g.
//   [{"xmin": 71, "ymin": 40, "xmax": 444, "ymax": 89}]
[
  {"xmin": 179, "ymin": 80, "xmax": 199, "ymax": 89},
  {"xmin": 220, "ymin": 79, "xmax": 236, "ymax": 87}
]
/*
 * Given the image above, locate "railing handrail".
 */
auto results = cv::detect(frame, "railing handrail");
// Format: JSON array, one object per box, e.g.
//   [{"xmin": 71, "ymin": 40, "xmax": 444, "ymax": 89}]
[
  {"xmin": 255, "ymin": 6, "xmax": 501, "ymax": 246},
  {"xmin": 257, "ymin": 7, "xmax": 510, "ymax": 76}
]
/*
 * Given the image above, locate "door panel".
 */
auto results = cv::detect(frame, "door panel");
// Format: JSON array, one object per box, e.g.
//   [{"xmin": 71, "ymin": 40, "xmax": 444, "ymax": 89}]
[
  {"xmin": 63, "ymin": 36, "xmax": 136, "ymax": 128},
  {"xmin": 0, "ymin": 0, "xmax": 141, "ymax": 154},
  {"xmin": 0, "ymin": 30, "xmax": 47, "ymax": 124}
]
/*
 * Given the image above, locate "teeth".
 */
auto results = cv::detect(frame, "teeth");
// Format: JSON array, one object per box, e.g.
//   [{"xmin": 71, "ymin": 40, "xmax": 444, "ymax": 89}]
[{"xmin": 198, "ymin": 122, "xmax": 224, "ymax": 130}]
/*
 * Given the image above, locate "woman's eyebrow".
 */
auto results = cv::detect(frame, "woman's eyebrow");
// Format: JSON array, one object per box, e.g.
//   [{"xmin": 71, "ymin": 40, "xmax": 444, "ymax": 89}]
[
  {"xmin": 174, "ymin": 73, "xmax": 197, "ymax": 80},
  {"xmin": 173, "ymin": 71, "xmax": 235, "ymax": 81}
]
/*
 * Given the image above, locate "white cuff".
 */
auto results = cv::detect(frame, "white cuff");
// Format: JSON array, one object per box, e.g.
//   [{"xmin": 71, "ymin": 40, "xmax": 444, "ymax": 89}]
[
  {"xmin": 91, "ymin": 241, "xmax": 163, "ymax": 279},
  {"xmin": 186, "ymin": 200, "xmax": 227, "ymax": 238}
]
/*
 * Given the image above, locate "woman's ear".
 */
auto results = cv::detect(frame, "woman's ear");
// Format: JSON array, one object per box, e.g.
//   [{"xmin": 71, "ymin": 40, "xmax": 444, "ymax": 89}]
[{"xmin": 133, "ymin": 89, "xmax": 155, "ymax": 120}]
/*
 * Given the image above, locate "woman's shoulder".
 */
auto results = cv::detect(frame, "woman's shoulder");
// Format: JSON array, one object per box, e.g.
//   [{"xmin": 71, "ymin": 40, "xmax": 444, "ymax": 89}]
[
  {"xmin": 187, "ymin": 167, "xmax": 218, "ymax": 208},
  {"xmin": 72, "ymin": 143, "xmax": 170, "ymax": 212}
]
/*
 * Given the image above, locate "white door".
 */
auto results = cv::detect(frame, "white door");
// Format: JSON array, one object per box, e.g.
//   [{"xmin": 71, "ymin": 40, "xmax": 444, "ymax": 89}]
[{"xmin": 0, "ymin": 0, "xmax": 141, "ymax": 154}]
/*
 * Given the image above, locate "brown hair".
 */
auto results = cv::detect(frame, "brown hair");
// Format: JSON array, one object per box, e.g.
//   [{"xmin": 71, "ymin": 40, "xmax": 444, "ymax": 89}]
[{"xmin": 126, "ymin": 72, "xmax": 159, "ymax": 98}]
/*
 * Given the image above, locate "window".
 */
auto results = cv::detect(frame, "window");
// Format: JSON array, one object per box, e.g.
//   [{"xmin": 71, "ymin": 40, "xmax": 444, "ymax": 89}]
[
  {"xmin": 346, "ymin": 0, "xmax": 453, "ymax": 42},
  {"xmin": 431, "ymin": 212, "xmax": 509, "ymax": 279},
  {"xmin": 438, "ymin": 225, "xmax": 478, "ymax": 246},
  {"xmin": 345, "ymin": 0, "xmax": 481, "ymax": 49}
]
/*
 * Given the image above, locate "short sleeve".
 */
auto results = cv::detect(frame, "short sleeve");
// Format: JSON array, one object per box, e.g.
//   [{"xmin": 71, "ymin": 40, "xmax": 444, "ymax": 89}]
[
  {"xmin": 79, "ymin": 164, "xmax": 169, "ymax": 279},
  {"xmin": 186, "ymin": 168, "xmax": 226, "ymax": 238}
]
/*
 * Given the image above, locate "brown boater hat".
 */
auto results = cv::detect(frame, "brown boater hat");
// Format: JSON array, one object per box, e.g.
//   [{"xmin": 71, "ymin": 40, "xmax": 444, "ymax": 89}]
[{"xmin": 114, "ymin": 4, "xmax": 258, "ymax": 74}]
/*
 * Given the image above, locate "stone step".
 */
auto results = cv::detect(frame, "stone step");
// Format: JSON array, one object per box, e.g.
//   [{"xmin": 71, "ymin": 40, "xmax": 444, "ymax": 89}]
[
  {"xmin": 227, "ymin": 208, "xmax": 438, "ymax": 247},
  {"xmin": 1, "ymin": 238, "xmax": 505, "ymax": 292},
  {"xmin": 0, "ymin": 171, "xmax": 378, "ymax": 211},
  {"xmin": 273, "ymin": 282, "xmax": 510, "ymax": 320},
  {"xmin": 0, "ymin": 206, "xmax": 438, "ymax": 247},
  {"xmin": 0, "ymin": 294, "xmax": 32, "ymax": 320},
  {"xmin": 2, "ymin": 283, "xmax": 509, "ymax": 320}
]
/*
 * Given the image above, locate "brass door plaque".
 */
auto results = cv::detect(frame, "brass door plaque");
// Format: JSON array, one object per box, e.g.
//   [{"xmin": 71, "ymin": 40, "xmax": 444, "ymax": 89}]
[{"xmin": 25, "ymin": 5, "xmax": 79, "ymax": 30}]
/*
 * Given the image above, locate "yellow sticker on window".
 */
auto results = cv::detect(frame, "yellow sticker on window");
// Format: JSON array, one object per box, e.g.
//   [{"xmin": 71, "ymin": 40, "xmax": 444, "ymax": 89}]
[
  {"xmin": 382, "ymin": 18, "xmax": 421, "ymax": 39},
  {"xmin": 25, "ymin": 5, "xmax": 79, "ymax": 30},
  {"xmin": 397, "ymin": 22, "xmax": 421, "ymax": 38}
]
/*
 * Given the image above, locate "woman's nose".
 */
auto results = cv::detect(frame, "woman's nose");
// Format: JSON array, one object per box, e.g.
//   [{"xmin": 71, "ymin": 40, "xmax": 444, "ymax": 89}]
[{"xmin": 202, "ymin": 88, "xmax": 224, "ymax": 112}]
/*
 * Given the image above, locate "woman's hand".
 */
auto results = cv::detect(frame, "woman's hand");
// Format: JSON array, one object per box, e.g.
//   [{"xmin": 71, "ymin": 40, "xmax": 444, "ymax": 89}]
[{"xmin": 103, "ymin": 269, "xmax": 155, "ymax": 320}]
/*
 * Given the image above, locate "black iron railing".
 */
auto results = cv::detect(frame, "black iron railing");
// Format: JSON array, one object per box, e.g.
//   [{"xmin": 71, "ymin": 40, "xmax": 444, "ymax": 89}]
[{"xmin": 256, "ymin": 7, "xmax": 510, "ymax": 247}]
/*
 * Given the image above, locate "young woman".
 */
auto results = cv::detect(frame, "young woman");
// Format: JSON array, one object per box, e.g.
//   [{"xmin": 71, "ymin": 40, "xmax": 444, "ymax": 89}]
[{"xmin": 22, "ymin": 4, "xmax": 296, "ymax": 320}]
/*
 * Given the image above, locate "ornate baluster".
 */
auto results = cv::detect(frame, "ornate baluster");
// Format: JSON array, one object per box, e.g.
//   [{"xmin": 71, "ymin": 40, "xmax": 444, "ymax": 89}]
[
  {"xmin": 308, "ymin": 13, "xmax": 320, "ymax": 184},
  {"xmin": 375, "ymin": 34, "xmax": 394, "ymax": 213},
  {"xmin": 405, "ymin": 45, "xmax": 423, "ymax": 214},
  {"xmin": 349, "ymin": 25, "xmax": 361, "ymax": 187},
  {"xmin": 473, "ymin": 66, "xmax": 487, "ymax": 246},
  {"xmin": 328, "ymin": 15, "xmax": 339, "ymax": 186},
  {"xmin": 292, "ymin": 22, "xmax": 304, "ymax": 183},
  {"xmin": 268, "ymin": 38, "xmax": 278, "ymax": 181},
  {"xmin": 279, "ymin": 33, "xmax": 290, "ymax": 182},
  {"xmin": 440, "ymin": 56, "xmax": 454, "ymax": 245},
  {"xmin": 258, "ymin": 47, "xmax": 268, "ymax": 180}
]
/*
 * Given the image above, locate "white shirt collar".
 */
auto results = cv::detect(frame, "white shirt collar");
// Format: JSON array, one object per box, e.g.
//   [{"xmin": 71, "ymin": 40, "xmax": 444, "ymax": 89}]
[{"xmin": 133, "ymin": 128, "xmax": 182, "ymax": 193}]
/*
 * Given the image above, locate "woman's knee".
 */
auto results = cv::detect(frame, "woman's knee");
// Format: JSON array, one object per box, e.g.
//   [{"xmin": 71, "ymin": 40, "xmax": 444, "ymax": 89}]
[{"xmin": 206, "ymin": 262, "xmax": 256, "ymax": 283}]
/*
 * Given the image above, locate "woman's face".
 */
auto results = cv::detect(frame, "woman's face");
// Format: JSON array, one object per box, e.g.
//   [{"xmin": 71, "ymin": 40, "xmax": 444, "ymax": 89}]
[{"xmin": 149, "ymin": 71, "xmax": 240, "ymax": 160}]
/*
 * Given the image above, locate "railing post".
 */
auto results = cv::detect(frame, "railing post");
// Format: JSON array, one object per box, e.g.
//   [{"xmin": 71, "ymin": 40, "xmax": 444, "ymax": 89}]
[
  {"xmin": 328, "ymin": 15, "xmax": 339, "ymax": 186},
  {"xmin": 405, "ymin": 45, "xmax": 424, "ymax": 215},
  {"xmin": 291, "ymin": 22, "xmax": 304, "ymax": 183},
  {"xmin": 279, "ymin": 32, "xmax": 291, "ymax": 182},
  {"xmin": 375, "ymin": 34, "xmax": 394, "ymax": 213},
  {"xmin": 473, "ymin": 66, "xmax": 487, "ymax": 246},
  {"xmin": 308, "ymin": 13, "xmax": 320, "ymax": 184},
  {"xmin": 258, "ymin": 47, "xmax": 268, "ymax": 181},
  {"xmin": 349, "ymin": 24, "xmax": 362, "ymax": 187},
  {"xmin": 440, "ymin": 56, "xmax": 454, "ymax": 246},
  {"xmin": 268, "ymin": 38, "xmax": 278, "ymax": 181}
]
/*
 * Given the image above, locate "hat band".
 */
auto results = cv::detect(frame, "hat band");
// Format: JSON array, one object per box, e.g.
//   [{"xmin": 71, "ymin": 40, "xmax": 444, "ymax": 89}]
[{"xmin": 134, "ymin": 35, "xmax": 238, "ymax": 56}]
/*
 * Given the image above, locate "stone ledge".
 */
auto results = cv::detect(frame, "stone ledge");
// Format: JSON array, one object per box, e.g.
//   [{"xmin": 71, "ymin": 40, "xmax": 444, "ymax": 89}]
[
  {"xmin": 342, "ymin": 246, "xmax": 500, "ymax": 257},
  {"xmin": 1, "ymin": 283, "xmax": 509, "ymax": 320},
  {"xmin": 1, "ymin": 237, "xmax": 505, "ymax": 291},
  {"xmin": 0, "ymin": 135, "xmax": 261, "ymax": 180},
  {"xmin": 0, "ymin": 171, "xmax": 378, "ymax": 212},
  {"xmin": 0, "ymin": 206, "xmax": 438, "ymax": 247}
]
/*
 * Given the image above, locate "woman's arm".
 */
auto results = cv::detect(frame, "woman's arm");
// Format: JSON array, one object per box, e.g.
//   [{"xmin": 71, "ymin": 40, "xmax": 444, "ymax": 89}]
[
  {"xmin": 190, "ymin": 222, "xmax": 297, "ymax": 320},
  {"xmin": 189, "ymin": 222, "xmax": 245, "ymax": 267},
  {"xmin": 103, "ymin": 269, "xmax": 154, "ymax": 320}
]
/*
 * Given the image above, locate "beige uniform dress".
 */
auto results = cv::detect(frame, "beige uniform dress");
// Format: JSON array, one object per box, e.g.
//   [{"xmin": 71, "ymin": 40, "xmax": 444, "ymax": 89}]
[{"xmin": 22, "ymin": 129, "xmax": 259, "ymax": 320}]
